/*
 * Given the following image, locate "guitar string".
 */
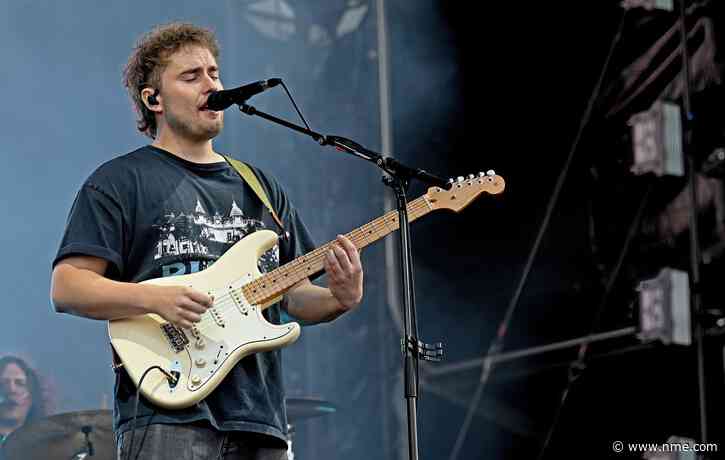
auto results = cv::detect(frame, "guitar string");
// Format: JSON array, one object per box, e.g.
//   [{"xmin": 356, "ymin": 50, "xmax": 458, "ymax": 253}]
[
  {"xmin": 238, "ymin": 197, "xmax": 430, "ymax": 299},
  {"xmin": 168, "ymin": 174, "xmax": 501, "ymax": 335},
  {"xmin": 217, "ymin": 177, "xmax": 494, "ymax": 309},
  {"xmin": 190, "ymin": 200, "xmax": 431, "ymax": 334},
  {"xmin": 229, "ymin": 200, "xmax": 425, "ymax": 302},
  {"xmin": 192, "ymin": 199, "xmax": 427, "ymax": 311},
  {"xmin": 236, "ymin": 200, "xmax": 422, "ymax": 301},
  {"xmin": 191, "ymin": 213, "xmax": 401, "ymax": 318},
  {"xmin": 188, "ymin": 200, "xmax": 432, "ymax": 334}
]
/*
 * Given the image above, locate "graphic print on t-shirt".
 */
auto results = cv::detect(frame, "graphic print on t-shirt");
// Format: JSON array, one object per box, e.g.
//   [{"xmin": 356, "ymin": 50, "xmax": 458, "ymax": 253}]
[{"xmin": 153, "ymin": 197, "xmax": 279, "ymax": 277}]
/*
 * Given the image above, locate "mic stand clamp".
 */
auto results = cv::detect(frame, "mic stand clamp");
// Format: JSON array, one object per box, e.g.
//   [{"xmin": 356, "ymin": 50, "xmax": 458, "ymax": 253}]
[
  {"xmin": 238, "ymin": 101, "xmax": 450, "ymax": 460},
  {"xmin": 404, "ymin": 337, "xmax": 444, "ymax": 363}
]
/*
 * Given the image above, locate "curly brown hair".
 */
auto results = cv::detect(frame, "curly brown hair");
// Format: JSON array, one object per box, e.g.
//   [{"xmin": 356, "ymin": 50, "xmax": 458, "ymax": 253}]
[
  {"xmin": 0, "ymin": 355, "xmax": 53, "ymax": 423},
  {"xmin": 123, "ymin": 23, "xmax": 220, "ymax": 139}
]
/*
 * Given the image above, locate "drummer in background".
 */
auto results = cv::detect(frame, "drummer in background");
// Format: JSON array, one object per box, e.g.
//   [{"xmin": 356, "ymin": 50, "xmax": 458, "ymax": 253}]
[{"xmin": 0, "ymin": 356, "xmax": 49, "ymax": 447}]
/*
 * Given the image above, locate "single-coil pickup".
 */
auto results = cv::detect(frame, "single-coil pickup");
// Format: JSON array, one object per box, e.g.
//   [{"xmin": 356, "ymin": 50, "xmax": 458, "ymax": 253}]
[
  {"xmin": 190, "ymin": 323, "xmax": 200, "ymax": 339},
  {"xmin": 208, "ymin": 307, "xmax": 225, "ymax": 327},
  {"xmin": 190, "ymin": 323, "xmax": 206, "ymax": 349},
  {"xmin": 161, "ymin": 323, "xmax": 189, "ymax": 353},
  {"xmin": 230, "ymin": 288, "xmax": 249, "ymax": 316}
]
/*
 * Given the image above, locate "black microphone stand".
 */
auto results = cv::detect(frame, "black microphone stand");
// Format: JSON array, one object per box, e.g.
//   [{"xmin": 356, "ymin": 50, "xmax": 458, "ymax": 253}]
[
  {"xmin": 677, "ymin": 0, "xmax": 708, "ymax": 442},
  {"xmin": 238, "ymin": 102, "xmax": 447, "ymax": 460}
]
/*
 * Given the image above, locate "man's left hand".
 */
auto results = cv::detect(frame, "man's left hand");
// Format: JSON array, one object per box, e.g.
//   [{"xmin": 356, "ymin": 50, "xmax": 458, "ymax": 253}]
[{"xmin": 324, "ymin": 234, "xmax": 364, "ymax": 311}]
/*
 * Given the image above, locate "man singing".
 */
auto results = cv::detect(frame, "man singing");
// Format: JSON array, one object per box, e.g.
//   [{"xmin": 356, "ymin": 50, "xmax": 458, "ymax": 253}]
[{"xmin": 51, "ymin": 22, "xmax": 364, "ymax": 460}]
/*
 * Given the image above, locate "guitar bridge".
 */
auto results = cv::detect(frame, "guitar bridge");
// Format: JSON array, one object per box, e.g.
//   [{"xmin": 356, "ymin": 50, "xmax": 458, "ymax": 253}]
[{"xmin": 161, "ymin": 323, "xmax": 190, "ymax": 353}]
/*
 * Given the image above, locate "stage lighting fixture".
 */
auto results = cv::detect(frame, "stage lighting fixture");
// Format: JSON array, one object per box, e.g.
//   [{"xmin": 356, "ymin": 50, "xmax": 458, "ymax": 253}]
[
  {"xmin": 336, "ymin": 1, "xmax": 368, "ymax": 37},
  {"xmin": 621, "ymin": 0, "xmax": 674, "ymax": 11},
  {"xmin": 629, "ymin": 101, "xmax": 684, "ymax": 177},
  {"xmin": 243, "ymin": 0, "xmax": 369, "ymax": 43},
  {"xmin": 244, "ymin": 0, "xmax": 296, "ymax": 41},
  {"xmin": 637, "ymin": 268, "xmax": 691, "ymax": 345}
]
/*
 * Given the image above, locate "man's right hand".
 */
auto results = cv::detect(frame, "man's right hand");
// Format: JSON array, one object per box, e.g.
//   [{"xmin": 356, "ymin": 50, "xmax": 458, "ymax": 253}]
[
  {"xmin": 52, "ymin": 256, "xmax": 213, "ymax": 327},
  {"xmin": 144, "ymin": 285, "xmax": 213, "ymax": 329}
]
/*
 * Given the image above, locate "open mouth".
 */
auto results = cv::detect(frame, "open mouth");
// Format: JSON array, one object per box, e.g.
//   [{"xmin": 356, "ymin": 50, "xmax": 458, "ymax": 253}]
[{"xmin": 199, "ymin": 101, "xmax": 220, "ymax": 116}]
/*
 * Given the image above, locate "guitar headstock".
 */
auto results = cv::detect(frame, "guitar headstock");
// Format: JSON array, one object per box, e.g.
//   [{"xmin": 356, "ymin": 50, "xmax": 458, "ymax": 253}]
[{"xmin": 425, "ymin": 171, "xmax": 505, "ymax": 212}]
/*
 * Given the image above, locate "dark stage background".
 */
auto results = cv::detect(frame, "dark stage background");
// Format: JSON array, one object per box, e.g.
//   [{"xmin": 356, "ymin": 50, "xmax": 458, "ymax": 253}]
[
  {"xmin": 1, "ymin": 1, "xmax": 724, "ymax": 459},
  {"xmin": 406, "ymin": 1, "xmax": 725, "ymax": 459}
]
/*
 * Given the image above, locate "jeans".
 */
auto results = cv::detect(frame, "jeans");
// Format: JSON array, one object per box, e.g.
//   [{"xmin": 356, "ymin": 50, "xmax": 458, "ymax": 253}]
[{"xmin": 117, "ymin": 423, "xmax": 289, "ymax": 460}]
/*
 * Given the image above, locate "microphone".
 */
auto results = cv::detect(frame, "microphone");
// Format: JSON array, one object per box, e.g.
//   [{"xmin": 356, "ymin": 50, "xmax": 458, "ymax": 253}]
[{"xmin": 206, "ymin": 78, "xmax": 282, "ymax": 111}]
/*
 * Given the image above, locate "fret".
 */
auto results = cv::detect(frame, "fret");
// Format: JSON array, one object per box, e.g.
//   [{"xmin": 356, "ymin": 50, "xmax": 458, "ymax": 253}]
[
  {"xmin": 244, "ymin": 195, "xmax": 436, "ymax": 309},
  {"xmin": 359, "ymin": 223, "xmax": 374, "ymax": 246},
  {"xmin": 382, "ymin": 212, "xmax": 398, "ymax": 233},
  {"xmin": 349, "ymin": 228, "xmax": 366, "ymax": 249},
  {"xmin": 380, "ymin": 215, "xmax": 393, "ymax": 233},
  {"xmin": 370, "ymin": 218, "xmax": 386, "ymax": 240}
]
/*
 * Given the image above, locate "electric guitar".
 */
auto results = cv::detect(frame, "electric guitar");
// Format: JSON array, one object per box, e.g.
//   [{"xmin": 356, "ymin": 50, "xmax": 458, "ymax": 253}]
[{"xmin": 108, "ymin": 172, "xmax": 505, "ymax": 409}]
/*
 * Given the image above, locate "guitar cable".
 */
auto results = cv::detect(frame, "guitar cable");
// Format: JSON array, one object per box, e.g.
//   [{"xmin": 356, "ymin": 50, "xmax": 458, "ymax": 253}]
[{"xmin": 125, "ymin": 365, "xmax": 178, "ymax": 460}]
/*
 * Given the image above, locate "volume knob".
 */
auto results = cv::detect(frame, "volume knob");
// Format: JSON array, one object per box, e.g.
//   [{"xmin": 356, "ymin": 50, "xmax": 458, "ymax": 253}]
[
  {"xmin": 191, "ymin": 375, "xmax": 202, "ymax": 386},
  {"xmin": 195, "ymin": 358, "xmax": 207, "ymax": 368}
]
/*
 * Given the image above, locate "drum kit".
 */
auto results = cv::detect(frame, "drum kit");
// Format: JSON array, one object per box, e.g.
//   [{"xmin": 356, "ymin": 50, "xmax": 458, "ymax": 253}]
[{"xmin": 1, "ymin": 398, "xmax": 336, "ymax": 460}]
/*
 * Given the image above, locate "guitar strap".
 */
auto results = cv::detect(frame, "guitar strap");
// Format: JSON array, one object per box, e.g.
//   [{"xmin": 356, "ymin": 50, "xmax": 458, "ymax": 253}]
[{"xmin": 222, "ymin": 155, "xmax": 287, "ymax": 236}]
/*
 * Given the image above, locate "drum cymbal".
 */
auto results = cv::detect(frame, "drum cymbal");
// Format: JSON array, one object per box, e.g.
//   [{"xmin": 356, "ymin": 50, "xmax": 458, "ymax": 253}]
[
  {"xmin": 285, "ymin": 397, "xmax": 336, "ymax": 423},
  {"xmin": 2, "ymin": 410, "xmax": 114, "ymax": 460}
]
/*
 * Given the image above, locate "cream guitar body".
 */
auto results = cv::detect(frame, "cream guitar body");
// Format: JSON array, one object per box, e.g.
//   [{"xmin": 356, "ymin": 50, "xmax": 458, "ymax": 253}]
[
  {"xmin": 108, "ymin": 230, "xmax": 299, "ymax": 409},
  {"xmin": 108, "ymin": 171, "xmax": 505, "ymax": 409}
]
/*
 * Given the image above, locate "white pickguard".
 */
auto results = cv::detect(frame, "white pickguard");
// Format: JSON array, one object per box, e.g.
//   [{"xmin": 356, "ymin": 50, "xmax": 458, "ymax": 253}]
[
  {"xmin": 179, "ymin": 275, "xmax": 294, "ymax": 393},
  {"xmin": 108, "ymin": 230, "xmax": 301, "ymax": 409}
]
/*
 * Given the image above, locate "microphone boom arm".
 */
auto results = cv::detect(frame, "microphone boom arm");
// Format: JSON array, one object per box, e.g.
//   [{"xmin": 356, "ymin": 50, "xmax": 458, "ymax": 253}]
[{"xmin": 238, "ymin": 103, "xmax": 448, "ymax": 188}]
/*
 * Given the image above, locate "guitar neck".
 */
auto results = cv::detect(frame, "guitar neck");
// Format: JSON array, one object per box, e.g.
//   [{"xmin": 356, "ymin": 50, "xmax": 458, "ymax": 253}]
[{"xmin": 241, "ymin": 195, "xmax": 435, "ymax": 306}]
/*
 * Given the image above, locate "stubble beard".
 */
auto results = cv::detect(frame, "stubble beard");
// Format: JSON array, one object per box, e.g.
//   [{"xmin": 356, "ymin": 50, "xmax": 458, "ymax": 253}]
[{"xmin": 165, "ymin": 109, "xmax": 223, "ymax": 143}]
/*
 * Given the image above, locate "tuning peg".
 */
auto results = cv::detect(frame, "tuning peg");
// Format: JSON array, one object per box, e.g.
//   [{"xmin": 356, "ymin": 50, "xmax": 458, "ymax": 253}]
[
  {"xmin": 456, "ymin": 176, "xmax": 465, "ymax": 183},
  {"xmin": 478, "ymin": 172, "xmax": 485, "ymax": 177},
  {"xmin": 468, "ymin": 174, "xmax": 475, "ymax": 180},
  {"xmin": 486, "ymin": 170, "xmax": 496, "ymax": 177}
]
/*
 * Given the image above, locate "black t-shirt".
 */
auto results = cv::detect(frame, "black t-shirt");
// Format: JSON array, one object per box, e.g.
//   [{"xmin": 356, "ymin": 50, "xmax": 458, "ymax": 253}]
[{"xmin": 53, "ymin": 145, "xmax": 317, "ymax": 443}]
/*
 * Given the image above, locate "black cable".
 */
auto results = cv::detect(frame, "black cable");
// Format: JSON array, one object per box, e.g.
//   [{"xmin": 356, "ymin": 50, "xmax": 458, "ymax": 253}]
[
  {"xmin": 412, "ymin": 255, "xmax": 421, "ymax": 399},
  {"xmin": 447, "ymin": 8, "xmax": 629, "ymax": 460},
  {"xmin": 125, "ymin": 366, "xmax": 177, "ymax": 460},
  {"xmin": 277, "ymin": 77, "xmax": 425, "ymax": 397},
  {"xmin": 280, "ymin": 81, "xmax": 312, "ymax": 131},
  {"xmin": 536, "ymin": 182, "xmax": 653, "ymax": 460}
]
